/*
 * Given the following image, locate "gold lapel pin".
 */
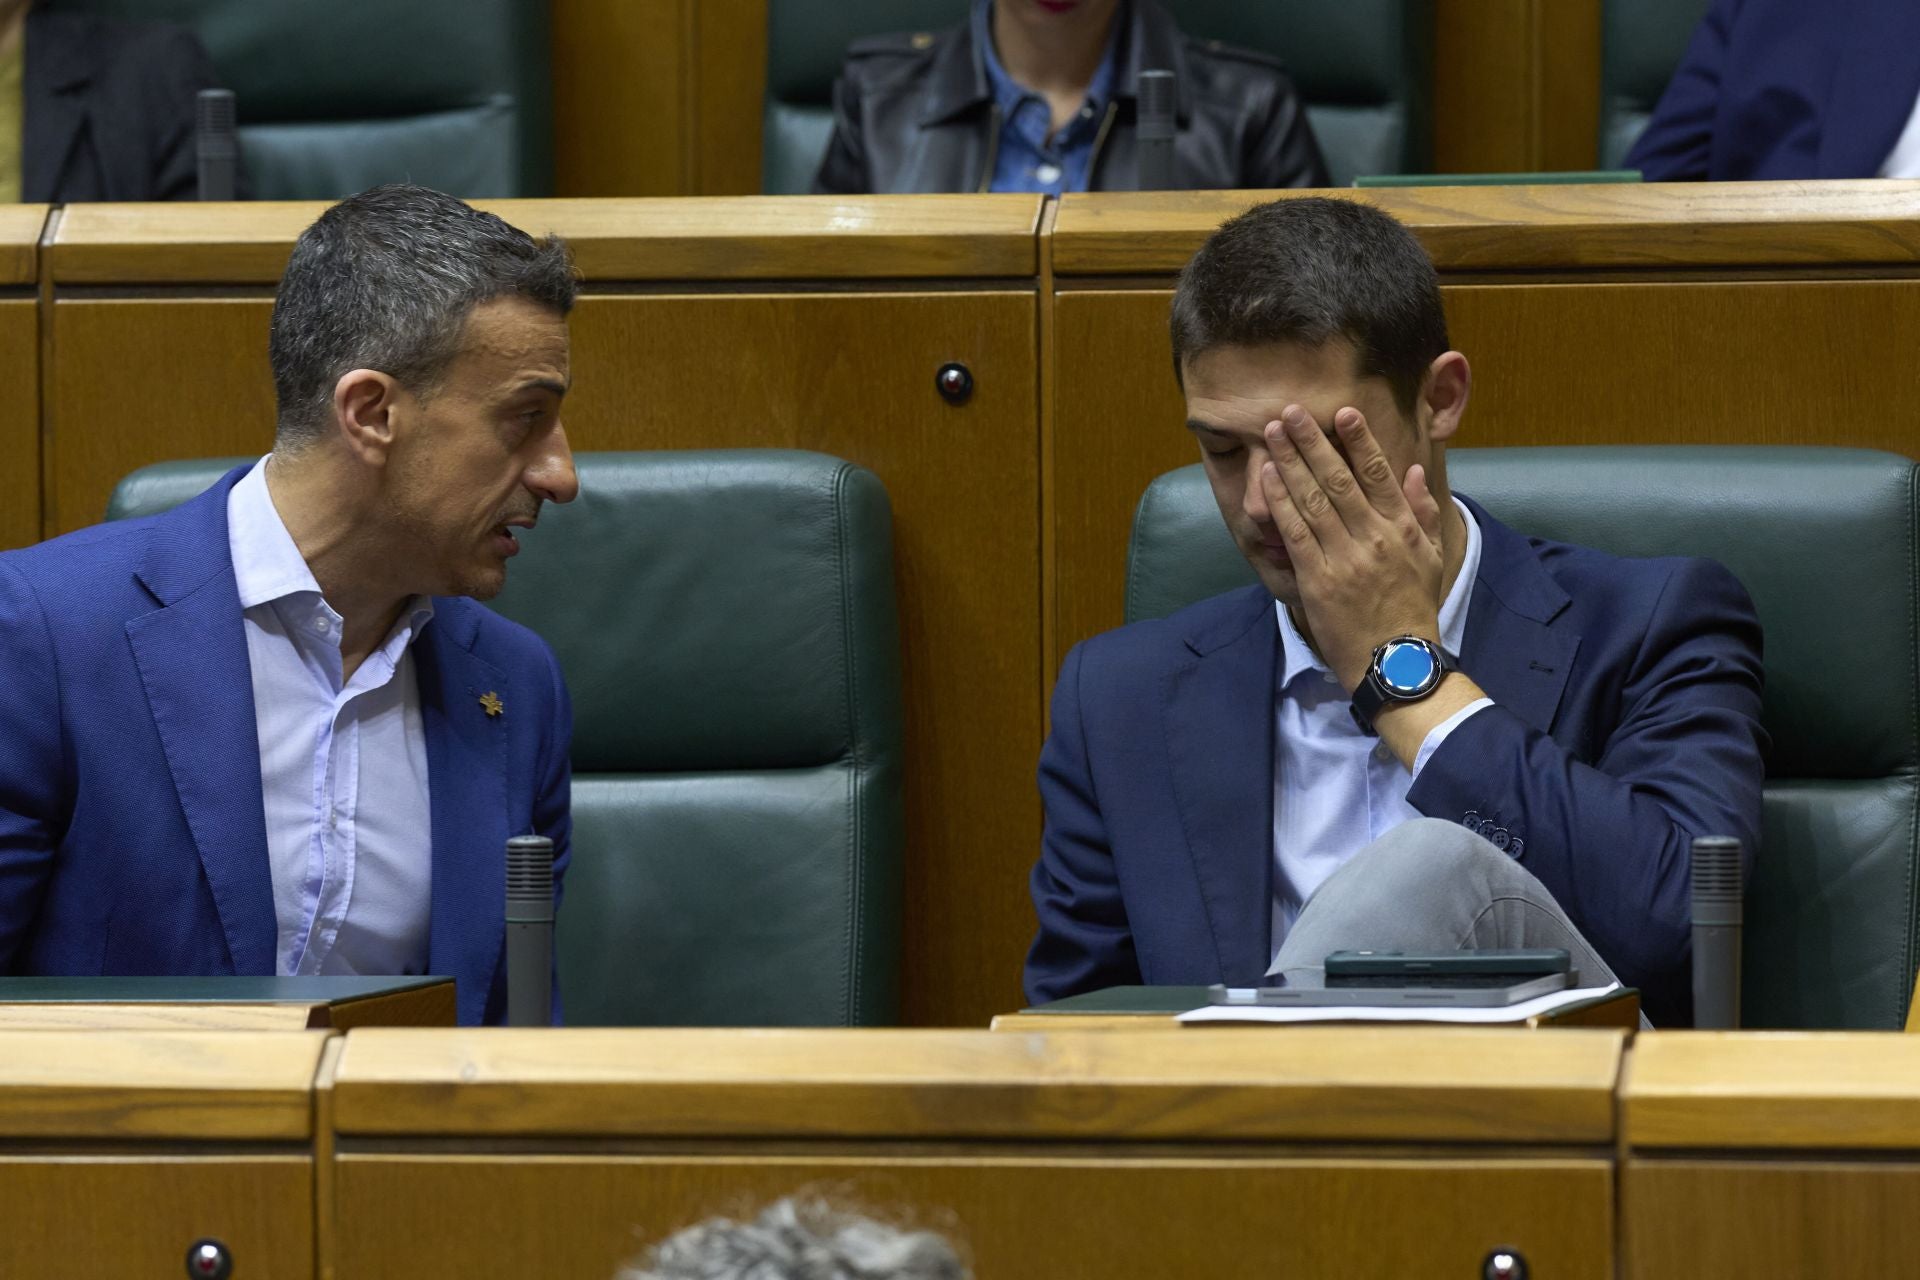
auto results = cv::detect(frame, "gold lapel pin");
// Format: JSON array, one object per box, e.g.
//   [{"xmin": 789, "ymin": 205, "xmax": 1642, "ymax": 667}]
[{"xmin": 479, "ymin": 691, "xmax": 505, "ymax": 718}]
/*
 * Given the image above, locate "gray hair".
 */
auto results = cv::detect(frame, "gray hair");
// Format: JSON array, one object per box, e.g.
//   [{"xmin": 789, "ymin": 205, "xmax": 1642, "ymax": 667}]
[
  {"xmin": 618, "ymin": 1197, "xmax": 968, "ymax": 1280},
  {"xmin": 267, "ymin": 182, "xmax": 577, "ymax": 448}
]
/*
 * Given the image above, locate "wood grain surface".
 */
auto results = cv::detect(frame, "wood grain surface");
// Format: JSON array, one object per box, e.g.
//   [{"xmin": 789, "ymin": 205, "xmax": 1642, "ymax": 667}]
[
  {"xmin": 1624, "ymin": 1158, "xmax": 1920, "ymax": 1279},
  {"xmin": 0, "ymin": 1031, "xmax": 326, "ymax": 1140},
  {"xmin": 0, "ymin": 1156, "xmax": 312, "ymax": 1279},
  {"xmin": 0, "ymin": 298, "xmax": 37, "ymax": 550},
  {"xmin": 1434, "ymin": 0, "xmax": 1603, "ymax": 175},
  {"xmin": 552, "ymin": 0, "xmax": 688, "ymax": 198},
  {"xmin": 1049, "ymin": 182, "xmax": 1920, "ymax": 275},
  {"xmin": 331, "ymin": 1027, "xmax": 1624, "ymax": 1143},
  {"xmin": 1624, "ymin": 1032, "xmax": 1920, "ymax": 1150},
  {"xmin": 333, "ymin": 1153, "xmax": 1613, "ymax": 1280},
  {"xmin": 1046, "ymin": 278, "xmax": 1920, "ymax": 676},
  {"xmin": 49, "ymin": 196, "xmax": 1044, "ymax": 284},
  {"xmin": 0, "ymin": 203, "xmax": 44, "ymax": 286},
  {"xmin": 563, "ymin": 290, "xmax": 1040, "ymax": 1027}
]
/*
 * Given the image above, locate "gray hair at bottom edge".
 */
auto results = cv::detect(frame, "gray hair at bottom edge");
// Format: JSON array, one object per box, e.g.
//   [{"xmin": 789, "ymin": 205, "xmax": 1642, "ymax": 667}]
[{"xmin": 615, "ymin": 1196, "xmax": 969, "ymax": 1280}]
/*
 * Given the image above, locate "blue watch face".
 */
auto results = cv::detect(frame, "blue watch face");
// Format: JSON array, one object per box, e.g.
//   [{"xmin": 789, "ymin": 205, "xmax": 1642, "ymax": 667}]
[{"xmin": 1377, "ymin": 640, "xmax": 1439, "ymax": 694}]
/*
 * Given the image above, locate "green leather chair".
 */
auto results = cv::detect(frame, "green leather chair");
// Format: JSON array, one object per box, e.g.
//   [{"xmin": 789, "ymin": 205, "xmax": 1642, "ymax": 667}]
[
  {"xmin": 108, "ymin": 450, "xmax": 906, "ymax": 1026},
  {"xmin": 763, "ymin": 0, "xmax": 1431, "ymax": 193},
  {"xmin": 1126, "ymin": 447, "xmax": 1920, "ymax": 1031},
  {"xmin": 1599, "ymin": 0, "xmax": 1713, "ymax": 170},
  {"xmin": 55, "ymin": 0, "xmax": 552, "ymax": 198}
]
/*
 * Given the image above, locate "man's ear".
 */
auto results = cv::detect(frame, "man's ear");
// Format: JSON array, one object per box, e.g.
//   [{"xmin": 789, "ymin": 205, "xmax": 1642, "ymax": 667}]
[
  {"xmin": 1422, "ymin": 351, "xmax": 1471, "ymax": 444},
  {"xmin": 331, "ymin": 368, "xmax": 404, "ymax": 465}
]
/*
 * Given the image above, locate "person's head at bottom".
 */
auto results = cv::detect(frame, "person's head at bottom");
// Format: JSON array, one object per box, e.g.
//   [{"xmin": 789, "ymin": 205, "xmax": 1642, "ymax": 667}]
[
  {"xmin": 618, "ymin": 1197, "xmax": 968, "ymax": 1280},
  {"xmin": 267, "ymin": 183, "xmax": 580, "ymax": 619}
]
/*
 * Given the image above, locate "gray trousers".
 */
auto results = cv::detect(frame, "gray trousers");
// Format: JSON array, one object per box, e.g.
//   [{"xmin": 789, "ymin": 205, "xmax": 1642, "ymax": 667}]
[{"xmin": 1267, "ymin": 817, "xmax": 1620, "ymax": 991}]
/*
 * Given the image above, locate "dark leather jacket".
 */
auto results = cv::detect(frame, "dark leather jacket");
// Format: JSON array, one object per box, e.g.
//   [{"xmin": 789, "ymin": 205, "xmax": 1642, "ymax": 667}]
[{"xmin": 813, "ymin": 0, "xmax": 1329, "ymax": 194}]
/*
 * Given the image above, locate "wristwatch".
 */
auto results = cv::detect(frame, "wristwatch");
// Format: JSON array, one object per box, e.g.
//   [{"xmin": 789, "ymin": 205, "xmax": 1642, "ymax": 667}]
[{"xmin": 1350, "ymin": 635, "xmax": 1457, "ymax": 736}]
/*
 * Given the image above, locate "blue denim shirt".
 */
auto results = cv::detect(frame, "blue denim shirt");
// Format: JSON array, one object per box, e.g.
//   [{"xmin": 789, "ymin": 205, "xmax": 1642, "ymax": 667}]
[{"xmin": 973, "ymin": 0, "xmax": 1121, "ymax": 194}]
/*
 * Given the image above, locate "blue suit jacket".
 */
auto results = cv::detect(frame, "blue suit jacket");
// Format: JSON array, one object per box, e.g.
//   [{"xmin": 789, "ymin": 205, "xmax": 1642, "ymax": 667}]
[
  {"xmin": 0, "ymin": 468, "xmax": 572, "ymax": 1025},
  {"xmin": 1026, "ymin": 497, "xmax": 1768, "ymax": 1026},
  {"xmin": 1628, "ymin": 0, "xmax": 1920, "ymax": 181}
]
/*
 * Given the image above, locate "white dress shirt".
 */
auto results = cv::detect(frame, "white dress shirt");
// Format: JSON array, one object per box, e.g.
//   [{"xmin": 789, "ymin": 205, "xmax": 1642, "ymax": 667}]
[
  {"xmin": 1878, "ymin": 87, "xmax": 1920, "ymax": 178},
  {"xmin": 227, "ymin": 458, "xmax": 435, "ymax": 977},
  {"xmin": 1268, "ymin": 498, "xmax": 1492, "ymax": 965}
]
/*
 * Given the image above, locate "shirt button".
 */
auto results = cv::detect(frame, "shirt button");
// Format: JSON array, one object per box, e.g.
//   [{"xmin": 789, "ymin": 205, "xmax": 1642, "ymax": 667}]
[
  {"xmin": 1034, "ymin": 162, "xmax": 1062, "ymax": 185},
  {"xmin": 1374, "ymin": 744, "xmax": 1392, "ymax": 762},
  {"xmin": 1080, "ymin": 105, "xmax": 1094, "ymax": 119},
  {"xmin": 1321, "ymin": 672, "xmax": 1339, "ymax": 685},
  {"xmin": 315, "ymin": 617, "xmax": 331, "ymax": 634}
]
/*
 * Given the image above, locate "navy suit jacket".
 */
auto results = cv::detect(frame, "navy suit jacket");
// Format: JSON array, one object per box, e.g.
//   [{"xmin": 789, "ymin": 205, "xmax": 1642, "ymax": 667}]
[
  {"xmin": 0, "ymin": 468, "xmax": 572, "ymax": 1025},
  {"xmin": 1026, "ymin": 497, "xmax": 1768, "ymax": 1026},
  {"xmin": 1628, "ymin": 0, "xmax": 1920, "ymax": 181}
]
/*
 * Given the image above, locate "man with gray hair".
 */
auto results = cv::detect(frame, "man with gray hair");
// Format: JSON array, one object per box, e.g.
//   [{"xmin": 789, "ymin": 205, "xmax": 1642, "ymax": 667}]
[
  {"xmin": 0, "ymin": 184, "xmax": 578, "ymax": 1025},
  {"xmin": 620, "ymin": 1198, "xmax": 968, "ymax": 1280}
]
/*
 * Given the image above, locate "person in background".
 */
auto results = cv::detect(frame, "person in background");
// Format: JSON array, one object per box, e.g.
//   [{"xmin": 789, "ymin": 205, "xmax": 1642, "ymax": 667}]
[
  {"xmin": 619, "ymin": 1198, "xmax": 968, "ymax": 1280},
  {"xmin": 814, "ymin": 0, "xmax": 1328, "ymax": 195},
  {"xmin": 1628, "ymin": 0, "xmax": 1920, "ymax": 181},
  {"xmin": 4, "ymin": 0, "xmax": 245, "ymax": 201}
]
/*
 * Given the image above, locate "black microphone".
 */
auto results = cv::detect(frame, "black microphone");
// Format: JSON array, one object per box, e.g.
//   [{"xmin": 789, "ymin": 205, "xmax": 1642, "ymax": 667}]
[
  {"xmin": 505, "ymin": 835, "xmax": 554, "ymax": 1027},
  {"xmin": 195, "ymin": 88, "xmax": 237, "ymax": 201},
  {"xmin": 1136, "ymin": 69, "xmax": 1176, "ymax": 191},
  {"xmin": 1690, "ymin": 835, "xmax": 1744, "ymax": 1029}
]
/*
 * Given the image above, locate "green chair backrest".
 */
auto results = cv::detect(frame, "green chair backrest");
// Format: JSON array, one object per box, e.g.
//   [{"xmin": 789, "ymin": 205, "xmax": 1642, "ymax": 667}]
[
  {"xmin": 762, "ymin": 0, "xmax": 1432, "ymax": 193},
  {"xmin": 1599, "ymin": 0, "xmax": 1714, "ymax": 170},
  {"xmin": 54, "ymin": 0, "xmax": 552, "ymax": 198},
  {"xmin": 109, "ymin": 450, "xmax": 907, "ymax": 1027},
  {"xmin": 1126, "ymin": 447, "xmax": 1920, "ymax": 1030}
]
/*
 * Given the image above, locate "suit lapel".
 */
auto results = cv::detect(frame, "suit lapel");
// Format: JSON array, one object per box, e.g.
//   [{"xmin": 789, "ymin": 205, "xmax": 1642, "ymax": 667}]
[
  {"xmin": 20, "ymin": 11, "xmax": 91, "ymax": 203},
  {"xmin": 1456, "ymin": 497, "xmax": 1579, "ymax": 733},
  {"xmin": 1163, "ymin": 586, "xmax": 1277, "ymax": 985},
  {"xmin": 125, "ymin": 471, "xmax": 275, "ymax": 975},
  {"xmin": 416, "ymin": 603, "xmax": 512, "ymax": 1025},
  {"xmin": 1817, "ymin": 0, "xmax": 1920, "ymax": 177}
]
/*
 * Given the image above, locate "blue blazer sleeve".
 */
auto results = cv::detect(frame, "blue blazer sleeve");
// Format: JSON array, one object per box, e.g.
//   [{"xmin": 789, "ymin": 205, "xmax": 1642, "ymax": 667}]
[
  {"xmin": 0, "ymin": 562, "xmax": 66, "ymax": 969},
  {"xmin": 1407, "ymin": 557, "xmax": 1766, "ymax": 995},
  {"xmin": 1024, "ymin": 640, "xmax": 1142, "ymax": 1003},
  {"xmin": 1626, "ymin": 0, "xmax": 1739, "ymax": 180}
]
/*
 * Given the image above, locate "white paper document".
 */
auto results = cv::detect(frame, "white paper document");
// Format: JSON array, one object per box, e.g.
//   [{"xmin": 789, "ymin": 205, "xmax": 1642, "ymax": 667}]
[{"xmin": 1175, "ymin": 982, "xmax": 1624, "ymax": 1026}]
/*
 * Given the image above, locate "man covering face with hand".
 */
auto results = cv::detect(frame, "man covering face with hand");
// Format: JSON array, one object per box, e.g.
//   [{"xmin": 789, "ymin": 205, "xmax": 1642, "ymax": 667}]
[{"xmin": 1024, "ymin": 197, "xmax": 1767, "ymax": 1025}]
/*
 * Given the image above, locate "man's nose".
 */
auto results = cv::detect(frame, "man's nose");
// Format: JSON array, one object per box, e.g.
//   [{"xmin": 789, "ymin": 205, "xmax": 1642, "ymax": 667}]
[
  {"xmin": 528, "ymin": 422, "xmax": 579, "ymax": 505},
  {"xmin": 1241, "ymin": 449, "xmax": 1272, "ymax": 527}
]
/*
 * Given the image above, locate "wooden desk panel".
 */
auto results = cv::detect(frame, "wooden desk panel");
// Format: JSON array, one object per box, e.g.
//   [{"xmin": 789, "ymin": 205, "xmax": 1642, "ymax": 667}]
[
  {"xmin": 46, "ymin": 297, "xmax": 274, "ymax": 535},
  {"xmin": 335, "ymin": 1153, "xmax": 1613, "ymax": 1280},
  {"xmin": 1048, "ymin": 278, "xmax": 1920, "ymax": 674},
  {"xmin": 0, "ymin": 1156, "xmax": 313, "ymax": 1279},
  {"xmin": 0, "ymin": 299, "xmax": 38, "ymax": 550},
  {"xmin": 566, "ymin": 290, "xmax": 1039, "ymax": 1028},
  {"xmin": 1049, "ymin": 183, "xmax": 1920, "ymax": 276},
  {"xmin": 50, "ymin": 196, "xmax": 1044, "ymax": 285},
  {"xmin": 1621, "ymin": 1032, "xmax": 1920, "ymax": 1278},
  {"xmin": 333, "ymin": 1027, "xmax": 1624, "ymax": 1143}
]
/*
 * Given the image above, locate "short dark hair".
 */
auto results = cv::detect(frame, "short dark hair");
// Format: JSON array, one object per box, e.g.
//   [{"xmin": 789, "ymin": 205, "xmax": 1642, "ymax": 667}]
[
  {"xmin": 1169, "ymin": 197, "xmax": 1449, "ymax": 416},
  {"xmin": 268, "ymin": 183, "xmax": 577, "ymax": 447}
]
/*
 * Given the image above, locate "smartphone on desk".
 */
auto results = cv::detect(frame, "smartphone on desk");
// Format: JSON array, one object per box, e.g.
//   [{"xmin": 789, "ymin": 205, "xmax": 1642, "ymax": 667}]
[{"xmin": 1324, "ymin": 948, "xmax": 1573, "ymax": 988}]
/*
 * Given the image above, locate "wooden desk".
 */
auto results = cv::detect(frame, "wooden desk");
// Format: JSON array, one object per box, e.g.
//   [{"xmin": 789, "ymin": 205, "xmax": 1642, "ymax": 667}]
[
  {"xmin": 327, "ymin": 1026, "xmax": 1623, "ymax": 1278},
  {"xmin": 990, "ymin": 984, "xmax": 1642, "ymax": 1032},
  {"xmin": 0, "ymin": 1030, "xmax": 326, "ymax": 1277},
  {"xmin": 0, "ymin": 204, "xmax": 43, "ymax": 552},
  {"xmin": 0, "ymin": 976, "xmax": 456, "ymax": 1030},
  {"xmin": 1044, "ymin": 182, "xmax": 1920, "ymax": 672},
  {"xmin": 44, "ymin": 196, "xmax": 1044, "ymax": 1030},
  {"xmin": 1621, "ymin": 1032, "xmax": 1920, "ymax": 1277}
]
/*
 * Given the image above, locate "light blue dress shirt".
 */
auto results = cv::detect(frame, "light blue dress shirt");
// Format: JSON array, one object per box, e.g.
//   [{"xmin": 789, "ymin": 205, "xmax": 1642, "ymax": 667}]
[
  {"xmin": 227, "ymin": 458, "xmax": 435, "ymax": 977},
  {"xmin": 1268, "ymin": 498, "xmax": 1493, "ymax": 966},
  {"xmin": 975, "ymin": 0, "xmax": 1121, "ymax": 194}
]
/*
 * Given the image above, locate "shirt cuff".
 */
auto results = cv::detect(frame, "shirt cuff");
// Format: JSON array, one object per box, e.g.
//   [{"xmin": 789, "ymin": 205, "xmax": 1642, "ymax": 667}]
[{"xmin": 1411, "ymin": 698, "xmax": 1494, "ymax": 780}]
